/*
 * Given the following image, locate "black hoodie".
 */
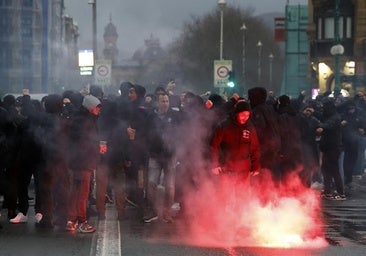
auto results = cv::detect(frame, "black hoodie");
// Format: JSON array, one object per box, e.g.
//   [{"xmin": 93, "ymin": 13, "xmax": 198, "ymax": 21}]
[{"xmin": 318, "ymin": 98, "xmax": 342, "ymax": 152}]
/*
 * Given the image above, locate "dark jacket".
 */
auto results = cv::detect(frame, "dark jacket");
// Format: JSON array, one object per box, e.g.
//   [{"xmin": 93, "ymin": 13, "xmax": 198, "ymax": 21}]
[
  {"xmin": 248, "ymin": 87, "xmax": 281, "ymax": 170},
  {"xmin": 146, "ymin": 108, "xmax": 181, "ymax": 160},
  {"xmin": 68, "ymin": 107, "xmax": 100, "ymax": 171},
  {"xmin": 318, "ymin": 99, "xmax": 342, "ymax": 152},
  {"xmin": 340, "ymin": 102, "xmax": 366, "ymax": 146}
]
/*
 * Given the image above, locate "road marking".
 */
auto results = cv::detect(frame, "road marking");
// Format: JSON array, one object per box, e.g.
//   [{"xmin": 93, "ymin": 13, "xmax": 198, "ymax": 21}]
[{"xmin": 92, "ymin": 207, "xmax": 121, "ymax": 256}]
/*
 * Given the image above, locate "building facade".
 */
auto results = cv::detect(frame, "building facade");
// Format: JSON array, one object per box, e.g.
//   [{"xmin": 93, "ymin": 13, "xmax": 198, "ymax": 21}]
[
  {"xmin": 308, "ymin": 0, "xmax": 366, "ymax": 95},
  {"xmin": 0, "ymin": 0, "xmax": 79, "ymax": 95}
]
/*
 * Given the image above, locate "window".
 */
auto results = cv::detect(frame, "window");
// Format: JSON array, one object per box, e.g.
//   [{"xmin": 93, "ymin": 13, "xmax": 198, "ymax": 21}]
[
  {"xmin": 324, "ymin": 17, "xmax": 334, "ymax": 39},
  {"xmin": 317, "ymin": 18, "xmax": 322, "ymax": 39},
  {"xmin": 317, "ymin": 16, "xmax": 353, "ymax": 40},
  {"xmin": 346, "ymin": 17, "xmax": 352, "ymax": 38}
]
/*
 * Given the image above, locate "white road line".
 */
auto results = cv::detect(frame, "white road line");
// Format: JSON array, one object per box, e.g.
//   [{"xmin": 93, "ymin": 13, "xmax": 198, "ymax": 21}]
[{"xmin": 92, "ymin": 206, "xmax": 121, "ymax": 256}]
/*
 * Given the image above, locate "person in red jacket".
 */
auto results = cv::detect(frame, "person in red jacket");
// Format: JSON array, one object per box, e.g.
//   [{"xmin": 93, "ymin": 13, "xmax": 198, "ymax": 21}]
[{"xmin": 210, "ymin": 100, "xmax": 261, "ymax": 184}]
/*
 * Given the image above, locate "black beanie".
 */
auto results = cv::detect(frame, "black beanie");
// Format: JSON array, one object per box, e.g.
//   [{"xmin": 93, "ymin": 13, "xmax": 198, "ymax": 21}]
[
  {"xmin": 44, "ymin": 94, "xmax": 63, "ymax": 114},
  {"xmin": 90, "ymin": 85, "xmax": 104, "ymax": 99},
  {"xmin": 208, "ymin": 93, "xmax": 225, "ymax": 107},
  {"xmin": 235, "ymin": 101, "xmax": 251, "ymax": 114},
  {"xmin": 131, "ymin": 84, "xmax": 146, "ymax": 99},
  {"xmin": 278, "ymin": 95, "xmax": 290, "ymax": 106}
]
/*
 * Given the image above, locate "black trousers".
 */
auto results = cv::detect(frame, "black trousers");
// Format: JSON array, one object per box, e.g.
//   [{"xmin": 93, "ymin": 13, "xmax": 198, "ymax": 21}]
[{"xmin": 321, "ymin": 148, "xmax": 344, "ymax": 195}]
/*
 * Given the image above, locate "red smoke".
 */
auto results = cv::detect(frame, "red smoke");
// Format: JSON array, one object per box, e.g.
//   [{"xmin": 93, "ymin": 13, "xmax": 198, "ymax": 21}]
[{"xmin": 178, "ymin": 169, "xmax": 327, "ymax": 248}]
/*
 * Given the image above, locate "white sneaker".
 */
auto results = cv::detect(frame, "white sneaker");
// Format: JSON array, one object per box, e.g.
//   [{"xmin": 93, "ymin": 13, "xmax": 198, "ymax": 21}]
[
  {"xmin": 311, "ymin": 181, "xmax": 324, "ymax": 191},
  {"xmin": 35, "ymin": 213, "xmax": 43, "ymax": 223},
  {"xmin": 10, "ymin": 212, "xmax": 28, "ymax": 223}
]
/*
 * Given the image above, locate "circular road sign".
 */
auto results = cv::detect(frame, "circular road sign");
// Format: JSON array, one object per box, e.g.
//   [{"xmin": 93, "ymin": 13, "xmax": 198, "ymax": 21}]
[
  {"xmin": 97, "ymin": 64, "xmax": 109, "ymax": 77},
  {"xmin": 217, "ymin": 65, "xmax": 230, "ymax": 78}
]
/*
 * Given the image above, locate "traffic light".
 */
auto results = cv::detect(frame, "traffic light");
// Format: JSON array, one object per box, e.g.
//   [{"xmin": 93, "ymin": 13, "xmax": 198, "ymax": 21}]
[{"xmin": 227, "ymin": 70, "xmax": 236, "ymax": 88}]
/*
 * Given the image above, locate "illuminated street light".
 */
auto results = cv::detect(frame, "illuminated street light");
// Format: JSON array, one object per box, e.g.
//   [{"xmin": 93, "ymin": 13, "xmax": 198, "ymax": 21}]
[{"xmin": 218, "ymin": 0, "xmax": 226, "ymax": 60}]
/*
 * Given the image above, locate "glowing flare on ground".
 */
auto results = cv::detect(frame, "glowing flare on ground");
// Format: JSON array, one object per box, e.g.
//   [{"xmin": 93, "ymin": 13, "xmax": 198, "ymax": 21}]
[{"xmin": 179, "ymin": 171, "xmax": 328, "ymax": 249}]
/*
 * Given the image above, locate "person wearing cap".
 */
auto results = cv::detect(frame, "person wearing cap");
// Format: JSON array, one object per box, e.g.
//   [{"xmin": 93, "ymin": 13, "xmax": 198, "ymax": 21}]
[
  {"xmin": 66, "ymin": 94, "xmax": 102, "ymax": 233},
  {"xmin": 210, "ymin": 100, "xmax": 261, "ymax": 183}
]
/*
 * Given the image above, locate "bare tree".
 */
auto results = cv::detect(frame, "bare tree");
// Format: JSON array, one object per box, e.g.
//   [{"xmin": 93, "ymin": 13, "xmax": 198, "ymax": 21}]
[{"xmin": 167, "ymin": 5, "xmax": 284, "ymax": 95}]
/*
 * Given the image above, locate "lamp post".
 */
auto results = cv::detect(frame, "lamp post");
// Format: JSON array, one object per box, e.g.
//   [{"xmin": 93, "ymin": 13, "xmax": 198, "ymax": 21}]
[
  {"xmin": 88, "ymin": 0, "xmax": 97, "ymax": 60},
  {"xmin": 257, "ymin": 40, "xmax": 263, "ymax": 85},
  {"xmin": 218, "ymin": 0, "xmax": 226, "ymax": 60},
  {"xmin": 332, "ymin": 0, "xmax": 341, "ymax": 95},
  {"xmin": 269, "ymin": 53, "xmax": 274, "ymax": 88},
  {"xmin": 240, "ymin": 23, "xmax": 247, "ymax": 88}
]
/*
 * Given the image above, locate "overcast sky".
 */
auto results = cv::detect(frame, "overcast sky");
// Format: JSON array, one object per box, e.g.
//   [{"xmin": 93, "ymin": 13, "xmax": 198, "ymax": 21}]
[{"xmin": 63, "ymin": 0, "xmax": 308, "ymax": 59}]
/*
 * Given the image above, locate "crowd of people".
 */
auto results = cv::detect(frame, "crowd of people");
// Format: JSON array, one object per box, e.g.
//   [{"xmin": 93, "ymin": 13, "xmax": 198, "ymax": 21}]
[{"xmin": 1, "ymin": 81, "xmax": 366, "ymax": 232}]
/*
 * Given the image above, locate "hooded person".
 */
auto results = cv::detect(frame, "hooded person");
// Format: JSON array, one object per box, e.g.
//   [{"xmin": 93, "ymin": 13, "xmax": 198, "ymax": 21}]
[
  {"xmin": 69, "ymin": 91, "xmax": 84, "ymax": 109},
  {"xmin": 0, "ymin": 98, "xmax": 19, "ymax": 221},
  {"xmin": 248, "ymin": 87, "xmax": 281, "ymax": 183},
  {"xmin": 32, "ymin": 94, "xmax": 71, "ymax": 228},
  {"xmin": 90, "ymin": 85, "xmax": 104, "ymax": 101},
  {"xmin": 129, "ymin": 84, "xmax": 146, "ymax": 106},
  {"xmin": 316, "ymin": 97, "xmax": 345, "ymax": 200},
  {"xmin": 120, "ymin": 81, "xmax": 133, "ymax": 98},
  {"xmin": 124, "ymin": 84, "xmax": 150, "ymax": 210},
  {"xmin": 44, "ymin": 94, "xmax": 63, "ymax": 114},
  {"xmin": 115, "ymin": 82, "xmax": 134, "ymax": 120},
  {"xmin": 275, "ymin": 94, "xmax": 291, "ymax": 114},
  {"xmin": 248, "ymin": 87, "xmax": 267, "ymax": 109},
  {"xmin": 209, "ymin": 100, "xmax": 261, "ymax": 216},
  {"xmin": 210, "ymin": 100, "xmax": 261, "ymax": 181},
  {"xmin": 275, "ymin": 95, "xmax": 304, "ymax": 183}
]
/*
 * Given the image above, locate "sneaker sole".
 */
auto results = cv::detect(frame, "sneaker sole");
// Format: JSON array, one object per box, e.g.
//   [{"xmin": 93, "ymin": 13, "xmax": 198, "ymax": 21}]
[
  {"xmin": 77, "ymin": 229, "xmax": 96, "ymax": 233},
  {"xmin": 332, "ymin": 197, "xmax": 346, "ymax": 201},
  {"xmin": 143, "ymin": 216, "xmax": 158, "ymax": 223},
  {"xmin": 10, "ymin": 219, "xmax": 28, "ymax": 224}
]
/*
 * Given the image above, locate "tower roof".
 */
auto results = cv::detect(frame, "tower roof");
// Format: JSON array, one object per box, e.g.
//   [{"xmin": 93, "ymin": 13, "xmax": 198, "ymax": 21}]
[{"xmin": 104, "ymin": 15, "xmax": 118, "ymax": 38}]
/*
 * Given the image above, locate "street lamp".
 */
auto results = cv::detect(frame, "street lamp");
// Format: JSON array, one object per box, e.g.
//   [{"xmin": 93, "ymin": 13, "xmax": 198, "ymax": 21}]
[
  {"xmin": 257, "ymin": 40, "xmax": 263, "ymax": 85},
  {"xmin": 332, "ymin": 0, "xmax": 342, "ymax": 96},
  {"xmin": 269, "ymin": 53, "xmax": 274, "ymax": 88},
  {"xmin": 88, "ymin": 0, "xmax": 97, "ymax": 60},
  {"xmin": 218, "ymin": 0, "xmax": 226, "ymax": 60},
  {"xmin": 240, "ymin": 23, "xmax": 247, "ymax": 89}
]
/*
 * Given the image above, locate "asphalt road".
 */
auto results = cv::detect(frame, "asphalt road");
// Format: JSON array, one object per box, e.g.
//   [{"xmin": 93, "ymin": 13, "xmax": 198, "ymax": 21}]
[{"xmin": 1, "ymin": 176, "xmax": 366, "ymax": 256}]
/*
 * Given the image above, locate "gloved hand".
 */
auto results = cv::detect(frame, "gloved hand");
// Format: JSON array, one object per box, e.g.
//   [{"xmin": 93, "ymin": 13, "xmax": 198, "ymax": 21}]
[{"xmin": 211, "ymin": 167, "xmax": 222, "ymax": 175}]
